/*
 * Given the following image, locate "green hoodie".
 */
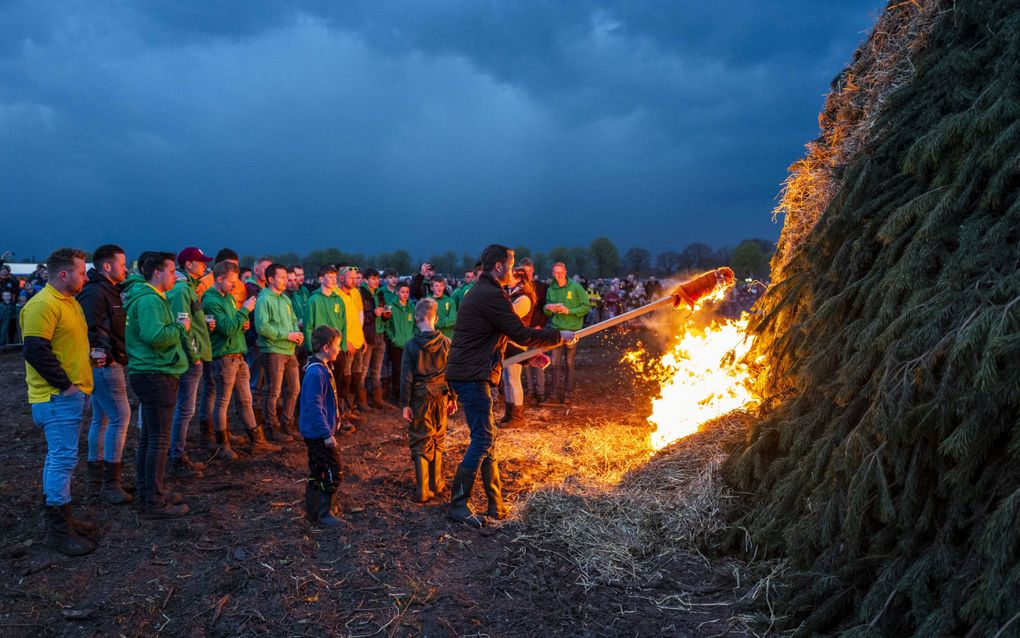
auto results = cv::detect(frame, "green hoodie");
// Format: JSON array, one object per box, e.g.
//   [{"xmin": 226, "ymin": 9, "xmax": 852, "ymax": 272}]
[
  {"xmin": 286, "ymin": 287, "xmax": 310, "ymax": 329},
  {"xmin": 202, "ymin": 287, "xmax": 250, "ymax": 357},
  {"xmin": 123, "ymin": 275, "xmax": 190, "ymax": 377},
  {"xmin": 384, "ymin": 299, "xmax": 416, "ymax": 348},
  {"xmin": 303, "ymin": 287, "xmax": 347, "ymax": 352},
  {"xmin": 256, "ymin": 287, "xmax": 298, "ymax": 355},
  {"xmin": 544, "ymin": 279, "xmax": 590, "ymax": 331},
  {"xmin": 452, "ymin": 281, "xmax": 474, "ymax": 309},
  {"xmin": 167, "ymin": 272, "xmax": 211, "ymax": 363},
  {"xmin": 431, "ymin": 293, "xmax": 457, "ymax": 339}
]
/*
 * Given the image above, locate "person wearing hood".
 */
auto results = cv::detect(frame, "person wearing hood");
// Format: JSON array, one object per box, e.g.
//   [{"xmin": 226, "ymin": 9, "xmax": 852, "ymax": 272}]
[
  {"xmin": 445, "ymin": 245, "xmax": 573, "ymax": 528},
  {"xmin": 76, "ymin": 244, "xmax": 133, "ymax": 504},
  {"xmin": 166, "ymin": 247, "xmax": 214, "ymax": 480},
  {"xmin": 400, "ymin": 298, "xmax": 457, "ymax": 503},
  {"xmin": 124, "ymin": 251, "xmax": 191, "ymax": 519}
]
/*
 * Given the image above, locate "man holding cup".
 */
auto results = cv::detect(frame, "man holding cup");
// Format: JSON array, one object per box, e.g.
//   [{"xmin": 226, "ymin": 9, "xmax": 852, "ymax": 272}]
[
  {"xmin": 256, "ymin": 263, "xmax": 304, "ymax": 443},
  {"xmin": 167, "ymin": 247, "xmax": 214, "ymax": 479}
]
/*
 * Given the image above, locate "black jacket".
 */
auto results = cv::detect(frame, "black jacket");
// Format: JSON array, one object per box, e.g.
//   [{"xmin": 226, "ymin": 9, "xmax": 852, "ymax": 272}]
[
  {"xmin": 530, "ymin": 279, "xmax": 549, "ymax": 328},
  {"xmin": 76, "ymin": 268, "xmax": 128, "ymax": 365},
  {"xmin": 447, "ymin": 272, "xmax": 561, "ymax": 385},
  {"xmin": 359, "ymin": 285, "xmax": 385, "ymax": 340}
]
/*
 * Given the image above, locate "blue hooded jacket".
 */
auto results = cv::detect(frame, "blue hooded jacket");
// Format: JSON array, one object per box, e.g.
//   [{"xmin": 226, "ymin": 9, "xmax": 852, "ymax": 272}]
[{"xmin": 299, "ymin": 358, "xmax": 339, "ymax": 439}]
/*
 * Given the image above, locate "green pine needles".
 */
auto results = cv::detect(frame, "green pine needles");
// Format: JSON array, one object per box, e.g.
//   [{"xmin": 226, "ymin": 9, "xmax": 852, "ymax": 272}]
[{"xmin": 725, "ymin": 1, "xmax": 1020, "ymax": 635}]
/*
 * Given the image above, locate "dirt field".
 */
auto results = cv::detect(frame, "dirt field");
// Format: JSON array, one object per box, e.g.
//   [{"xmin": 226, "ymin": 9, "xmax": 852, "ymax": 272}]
[{"xmin": 0, "ymin": 331, "xmax": 765, "ymax": 637}]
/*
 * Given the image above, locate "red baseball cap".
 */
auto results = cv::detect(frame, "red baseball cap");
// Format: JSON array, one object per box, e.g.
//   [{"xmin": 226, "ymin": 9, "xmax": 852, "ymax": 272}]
[{"xmin": 177, "ymin": 247, "xmax": 213, "ymax": 266}]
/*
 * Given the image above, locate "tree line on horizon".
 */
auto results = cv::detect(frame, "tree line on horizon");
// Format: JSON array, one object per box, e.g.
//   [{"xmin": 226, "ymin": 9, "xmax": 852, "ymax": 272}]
[{"xmin": 242, "ymin": 236, "xmax": 775, "ymax": 281}]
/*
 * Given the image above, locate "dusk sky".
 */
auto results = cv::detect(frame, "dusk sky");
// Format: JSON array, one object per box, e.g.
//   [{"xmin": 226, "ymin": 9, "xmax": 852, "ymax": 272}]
[{"xmin": 1, "ymin": 1, "xmax": 884, "ymax": 263}]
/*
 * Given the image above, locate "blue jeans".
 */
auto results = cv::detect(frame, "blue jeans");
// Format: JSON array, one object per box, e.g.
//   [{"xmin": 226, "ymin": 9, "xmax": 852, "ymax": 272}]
[
  {"xmin": 449, "ymin": 381, "xmax": 496, "ymax": 474},
  {"xmin": 213, "ymin": 355, "xmax": 257, "ymax": 433},
  {"xmin": 32, "ymin": 392, "xmax": 88, "ymax": 506},
  {"xmin": 87, "ymin": 363, "xmax": 132, "ymax": 463},
  {"xmin": 170, "ymin": 360, "xmax": 203, "ymax": 459}
]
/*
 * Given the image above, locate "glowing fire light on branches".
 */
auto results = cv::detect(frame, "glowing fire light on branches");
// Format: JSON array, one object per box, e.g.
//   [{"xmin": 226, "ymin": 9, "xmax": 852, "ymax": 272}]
[{"xmin": 625, "ymin": 307, "xmax": 759, "ymax": 451}]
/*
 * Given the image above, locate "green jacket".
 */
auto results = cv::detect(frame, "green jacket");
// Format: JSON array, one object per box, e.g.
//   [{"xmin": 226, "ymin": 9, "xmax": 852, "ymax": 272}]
[
  {"xmin": 382, "ymin": 287, "xmax": 400, "ymax": 307},
  {"xmin": 167, "ymin": 272, "xmax": 211, "ymax": 362},
  {"xmin": 123, "ymin": 275, "xmax": 190, "ymax": 377},
  {"xmin": 544, "ymin": 279, "xmax": 590, "ymax": 331},
  {"xmin": 384, "ymin": 299, "xmax": 416, "ymax": 348},
  {"xmin": 255, "ymin": 287, "xmax": 298, "ymax": 355},
  {"xmin": 452, "ymin": 282, "xmax": 474, "ymax": 309},
  {"xmin": 202, "ymin": 287, "xmax": 250, "ymax": 357},
  {"xmin": 286, "ymin": 287, "xmax": 310, "ymax": 328},
  {"xmin": 432, "ymin": 293, "xmax": 457, "ymax": 339},
  {"xmin": 303, "ymin": 288, "xmax": 347, "ymax": 352}
]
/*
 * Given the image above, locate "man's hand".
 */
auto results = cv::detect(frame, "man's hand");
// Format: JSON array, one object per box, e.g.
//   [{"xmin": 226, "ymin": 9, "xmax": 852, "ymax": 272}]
[
  {"xmin": 374, "ymin": 306, "xmax": 385, "ymax": 317},
  {"xmin": 206, "ymin": 318, "xmax": 216, "ymax": 332},
  {"xmin": 242, "ymin": 320, "xmax": 250, "ymax": 331},
  {"xmin": 419, "ymin": 263, "xmax": 432, "ymax": 277},
  {"xmin": 61, "ymin": 385, "xmax": 81, "ymax": 397},
  {"xmin": 559, "ymin": 330, "xmax": 577, "ymax": 345},
  {"xmin": 324, "ymin": 435, "xmax": 337, "ymax": 448},
  {"xmin": 243, "ymin": 296, "xmax": 257, "ymax": 312},
  {"xmin": 402, "ymin": 406, "xmax": 412, "ymax": 421},
  {"xmin": 287, "ymin": 331, "xmax": 304, "ymax": 345},
  {"xmin": 446, "ymin": 401, "xmax": 457, "ymax": 416},
  {"xmin": 346, "ymin": 343, "xmax": 356, "ymax": 355},
  {"xmin": 177, "ymin": 316, "xmax": 191, "ymax": 332}
]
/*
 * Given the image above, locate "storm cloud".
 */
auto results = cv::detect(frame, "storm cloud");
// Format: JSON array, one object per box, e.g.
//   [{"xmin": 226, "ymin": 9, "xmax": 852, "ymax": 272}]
[{"xmin": 0, "ymin": 1, "xmax": 884, "ymax": 261}]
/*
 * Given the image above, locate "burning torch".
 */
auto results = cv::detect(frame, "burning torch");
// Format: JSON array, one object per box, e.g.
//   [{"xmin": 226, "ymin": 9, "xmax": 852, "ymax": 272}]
[{"xmin": 503, "ymin": 267, "xmax": 736, "ymax": 366}]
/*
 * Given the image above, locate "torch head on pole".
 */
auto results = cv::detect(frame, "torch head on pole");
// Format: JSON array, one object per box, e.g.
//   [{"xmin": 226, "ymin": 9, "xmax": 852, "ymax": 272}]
[{"xmin": 670, "ymin": 267, "xmax": 736, "ymax": 309}]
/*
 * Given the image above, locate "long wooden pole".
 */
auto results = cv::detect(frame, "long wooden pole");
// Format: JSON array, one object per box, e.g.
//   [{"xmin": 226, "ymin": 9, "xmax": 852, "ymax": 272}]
[{"xmin": 502, "ymin": 295, "xmax": 680, "ymax": 366}]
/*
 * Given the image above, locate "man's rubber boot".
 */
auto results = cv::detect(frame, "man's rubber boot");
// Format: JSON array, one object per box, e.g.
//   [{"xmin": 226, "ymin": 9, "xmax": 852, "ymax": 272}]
[
  {"xmin": 43, "ymin": 505, "xmax": 95, "ymax": 556},
  {"xmin": 247, "ymin": 427, "xmax": 281, "ymax": 454},
  {"xmin": 200, "ymin": 420, "xmax": 216, "ymax": 449},
  {"xmin": 412, "ymin": 456, "xmax": 434, "ymax": 503},
  {"xmin": 509, "ymin": 404, "xmax": 527, "ymax": 428},
  {"xmin": 215, "ymin": 431, "xmax": 237, "ymax": 461},
  {"xmin": 498, "ymin": 403, "xmax": 514, "ymax": 425},
  {"xmin": 370, "ymin": 387, "xmax": 386, "ymax": 409},
  {"xmin": 480, "ymin": 457, "xmax": 509, "ymax": 520},
  {"xmin": 447, "ymin": 467, "xmax": 485, "ymax": 528},
  {"xmin": 304, "ymin": 482, "xmax": 318, "ymax": 525},
  {"xmin": 85, "ymin": 461, "xmax": 103, "ymax": 498},
  {"xmin": 429, "ymin": 450, "xmax": 448, "ymax": 496},
  {"xmin": 316, "ymin": 490, "xmax": 342, "ymax": 527},
  {"xmin": 100, "ymin": 462, "xmax": 134, "ymax": 504}
]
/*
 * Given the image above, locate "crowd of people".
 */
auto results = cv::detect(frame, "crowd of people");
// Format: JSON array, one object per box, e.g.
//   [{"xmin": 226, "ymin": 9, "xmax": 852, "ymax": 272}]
[{"xmin": 19, "ymin": 244, "xmax": 589, "ymax": 555}]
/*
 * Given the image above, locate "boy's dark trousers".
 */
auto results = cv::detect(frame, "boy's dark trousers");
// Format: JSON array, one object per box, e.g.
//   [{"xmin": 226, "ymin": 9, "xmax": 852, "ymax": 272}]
[{"xmin": 304, "ymin": 437, "xmax": 342, "ymax": 524}]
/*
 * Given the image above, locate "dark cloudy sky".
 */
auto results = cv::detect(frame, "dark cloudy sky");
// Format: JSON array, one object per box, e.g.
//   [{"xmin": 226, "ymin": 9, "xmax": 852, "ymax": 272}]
[{"xmin": 1, "ymin": 1, "xmax": 884, "ymax": 262}]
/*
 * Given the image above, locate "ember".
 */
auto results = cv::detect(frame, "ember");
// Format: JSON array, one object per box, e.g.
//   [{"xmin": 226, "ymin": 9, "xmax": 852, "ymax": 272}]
[{"xmin": 626, "ymin": 302, "xmax": 758, "ymax": 450}]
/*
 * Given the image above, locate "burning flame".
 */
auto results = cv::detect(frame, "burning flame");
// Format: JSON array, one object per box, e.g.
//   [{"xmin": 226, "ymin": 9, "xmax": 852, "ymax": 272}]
[{"xmin": 625, "ymin": 308, "xmax": 759, "ymax": 450}]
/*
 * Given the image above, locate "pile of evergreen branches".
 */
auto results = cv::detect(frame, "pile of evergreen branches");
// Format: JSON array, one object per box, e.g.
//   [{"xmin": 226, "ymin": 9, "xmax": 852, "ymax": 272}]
[{"xmin": 725, "ymin": 1, "xmax": 1020, "ymax": 635}]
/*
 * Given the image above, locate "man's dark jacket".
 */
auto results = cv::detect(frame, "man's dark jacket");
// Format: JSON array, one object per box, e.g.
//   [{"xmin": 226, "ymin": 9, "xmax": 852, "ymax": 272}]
[
  {"xmin": 76, "ymin": 267, "xmax": 128, "ymax": 365},
  {"xmin": 447, "ymin": 272, "xmax": 561, "ymax": 385}
]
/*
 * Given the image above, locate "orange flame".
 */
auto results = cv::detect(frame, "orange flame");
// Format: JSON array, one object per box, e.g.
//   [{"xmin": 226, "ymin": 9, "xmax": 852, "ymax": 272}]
[{"xmin": 625, "ymin": 306, "xmax": 758, "ymax": 450}]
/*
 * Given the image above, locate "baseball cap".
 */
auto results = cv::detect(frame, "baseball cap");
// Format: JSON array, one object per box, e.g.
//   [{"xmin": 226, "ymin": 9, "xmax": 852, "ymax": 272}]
[{"xmin": 177, "ymin": 247, "xmax": 213, "ymax": 266}]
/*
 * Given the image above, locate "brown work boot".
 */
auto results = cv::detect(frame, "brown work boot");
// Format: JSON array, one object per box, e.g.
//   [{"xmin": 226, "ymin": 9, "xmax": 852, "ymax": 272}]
[
  {"xmin": 370, "ymin": 387, "xmax": 386, "ymax": 410},
  {"xmin": 100, "ymin": 462, "xmax": 133, "ymax": 504},
  {"xmin": 247, "ymin": 427, "xmax": 281, "ymax": 454},
  {"xmin": 141, "ymin": 497, "xmax": 190, "ymax": 519},
  {"xmin": 168, "ymin": 455, "xmax": 205, "ymax": 480},
  {"xmin": 214, "ymin": 431, "xmax": 237, "ymax": 461},
  {"xmin": 265, "ymin": 425, "xmax": 293, "ymax": 444},
  {"xmin": 356, "ymin": 387, "xmax": 369, "ymax": 412},
  {"xmin": 43, "ymin": 505, "xmax": 95, "ymax": 556}
]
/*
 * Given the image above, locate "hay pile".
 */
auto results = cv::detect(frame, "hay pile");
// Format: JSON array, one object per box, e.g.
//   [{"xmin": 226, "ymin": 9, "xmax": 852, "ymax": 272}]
[
  {"xmin": 517, "ymin": 412, "xmax": 751, "ymax": 588},
  {"xmin": 727, "ymin": 0, "xmax": 1020, "ymax": 635}
]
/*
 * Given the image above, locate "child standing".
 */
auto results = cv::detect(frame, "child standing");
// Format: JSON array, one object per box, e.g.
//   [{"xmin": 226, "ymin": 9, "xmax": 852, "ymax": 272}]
[
  {"xmin": 299, "ymin": 325, "xmax": 344, "ymax": 527},
  {"xmin": 401, "ymin": 298, "xmax": 457, "ymax": 503},
  {"xmin": 0, "ymin": 291, "xmax": 16, "ymax": 345}
]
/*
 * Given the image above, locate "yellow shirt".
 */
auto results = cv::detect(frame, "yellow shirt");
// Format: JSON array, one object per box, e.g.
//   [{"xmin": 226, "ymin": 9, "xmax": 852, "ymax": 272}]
[
  {"xmin": 20, "ymin": 283, "xmax": 93, "ymax": 403},
  {"xmin": 336, "ymin": 287, "xmax": 365, "ymax": 349}
]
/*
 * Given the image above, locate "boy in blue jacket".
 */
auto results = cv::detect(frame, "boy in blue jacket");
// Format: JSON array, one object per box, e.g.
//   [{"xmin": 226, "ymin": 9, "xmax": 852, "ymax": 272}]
[{"xmin": 299, "ymin": 325, "xmax": 343, "ymax": 528}]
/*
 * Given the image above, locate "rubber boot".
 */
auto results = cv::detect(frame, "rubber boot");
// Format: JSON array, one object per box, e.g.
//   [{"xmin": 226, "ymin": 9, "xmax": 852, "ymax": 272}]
[
  {"xmin": 480, "ymin": 457, "xmax": 509, "ymax": 519},
  {"xmin": 498, "ymin": 403, "xmax": 514, "ymax": 425},
  {"xmin": 412, "ymin": 456, "xmax": 434, "ymax": 503},
  {"xmin": 370, "ymin": 387, "xmax": 386, "ymax": 410},
  {"xmin": 86, "ymin": 461, "xmax": 103, "ymax": 498},
  {"xmin": 100, "ymin": 462, "xmax": 133, "ymax": 504},
  {"xmin": 214, "ymin": 431, "xmax": 237, "ymax": 461},
  {"xmin": 447, "ymin": 467, "xmax": 485, "ymax": 528},
  {"xmin": 315, "ymin": 490, "xmax": 342, "ymax": 528},
  {"xmin": 304, "ymin": 482, "xmax": 318, "ymax": 524},
  {"xmin": 200, "ymin": 420, "xmax": 216, "ymax": 449},
  {"xmin": 429, "ymin": 451, "xmax": 448, "ymax": 496},
  {"xmin": 43, "ymin": 505, "xmax": 95, "ymax": 556},
  {"xmin": 247, "ymin": 426, "xmax": 281, "ymax": 454}
]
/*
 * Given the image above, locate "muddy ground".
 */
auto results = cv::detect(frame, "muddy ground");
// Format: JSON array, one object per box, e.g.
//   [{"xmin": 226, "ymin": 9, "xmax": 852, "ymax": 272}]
[{"xmin": 0, "ymin": 330, "xmax": 763, "ymax": 637}]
